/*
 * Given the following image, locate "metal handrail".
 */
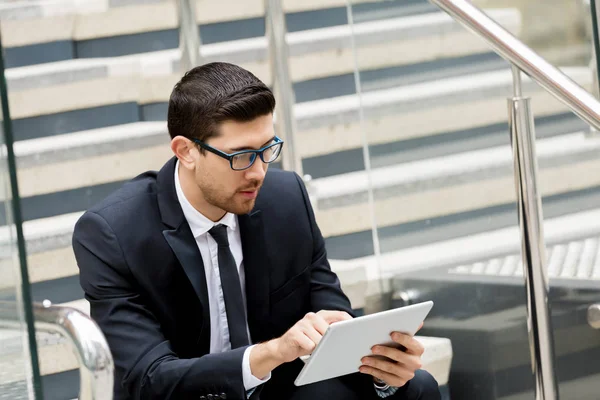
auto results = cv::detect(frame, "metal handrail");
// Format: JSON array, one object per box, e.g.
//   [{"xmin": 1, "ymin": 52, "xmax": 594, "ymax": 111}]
[
  {"xmin": 0, "ymin": 300, "xmax": 114, "ymax": 400},
  {"xmin": 430, "ymin": 0, "xmax": 600, "ymax": 131}
]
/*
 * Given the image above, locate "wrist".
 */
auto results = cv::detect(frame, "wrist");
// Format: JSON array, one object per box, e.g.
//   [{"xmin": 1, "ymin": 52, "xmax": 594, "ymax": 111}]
[
  {"xmin": 265, "ymin": 339, "xmax": 285, "ymax": 364},
  {"xmin": 249, "ymin": 340, "xmax": 284, "ymax": 379}
]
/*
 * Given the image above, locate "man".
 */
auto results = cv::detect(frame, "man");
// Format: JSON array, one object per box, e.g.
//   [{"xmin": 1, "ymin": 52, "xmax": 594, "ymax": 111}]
[{"xmin": 72, "ymin": 62, "xmax": 440, "ymax": 400}]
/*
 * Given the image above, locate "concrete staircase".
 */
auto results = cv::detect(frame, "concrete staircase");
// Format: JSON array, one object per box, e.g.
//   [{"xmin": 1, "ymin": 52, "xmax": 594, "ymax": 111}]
[{"xmin": 1, "ymin": 0, "xmax": 598, "ymax": 399}]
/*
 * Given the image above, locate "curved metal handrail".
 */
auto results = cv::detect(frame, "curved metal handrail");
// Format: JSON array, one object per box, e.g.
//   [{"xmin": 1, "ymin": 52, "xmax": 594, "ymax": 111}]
[
  {"xmin": 0, "ymin": 300, "xmax": 114, "ymax": 400},
  {"xmin": 429, "ymin": 0, "xmax": 600, "ymax": 131}
]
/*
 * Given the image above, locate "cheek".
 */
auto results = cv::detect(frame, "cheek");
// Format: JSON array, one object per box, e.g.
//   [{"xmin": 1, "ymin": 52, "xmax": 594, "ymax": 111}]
[{"xmin": 202, "ymin": 163, "xmax": 241, "ymax": 193}]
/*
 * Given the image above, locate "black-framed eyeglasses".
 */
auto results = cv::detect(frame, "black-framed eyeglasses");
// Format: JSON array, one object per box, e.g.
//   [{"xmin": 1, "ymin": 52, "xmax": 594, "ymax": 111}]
[{"xmin": 191, "ymin": 136, "xmax": 284, "ymax": 171}]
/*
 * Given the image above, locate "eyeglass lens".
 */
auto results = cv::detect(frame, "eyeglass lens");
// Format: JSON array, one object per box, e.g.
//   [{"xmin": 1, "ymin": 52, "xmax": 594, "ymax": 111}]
[{"xmin": 231, "ymin": 142, "xmax": 283, "ymax": 170}]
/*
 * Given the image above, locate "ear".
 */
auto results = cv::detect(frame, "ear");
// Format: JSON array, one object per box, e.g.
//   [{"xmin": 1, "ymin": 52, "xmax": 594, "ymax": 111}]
[{"xmin": 171, "ymin": 136, "xmax": 197, "ymax": 171}]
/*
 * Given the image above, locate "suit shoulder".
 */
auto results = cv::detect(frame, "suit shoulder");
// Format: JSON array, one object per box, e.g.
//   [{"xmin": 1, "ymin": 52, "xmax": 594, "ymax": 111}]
[
  {"xmin": 85, "ymin": 170, "xmax": 159, "ymax": 221},
  {"xmin": 257, "ymin": 168, "xmax": 308, "ymax": 211},
  {"xmin": 263, "ymin": 168, "xmax": 301, "ymax": 188}
]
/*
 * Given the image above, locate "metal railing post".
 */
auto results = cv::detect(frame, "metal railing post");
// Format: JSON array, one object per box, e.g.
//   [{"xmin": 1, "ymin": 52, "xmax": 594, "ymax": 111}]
[
  {"xmin": 589, "ymin": 0, "xmax": 600, "ymax": 135},
  {"xmin": 508, "ymin": 66, "xmax": 559, "ymax": 400},
  {"xmin": 177, "ymin": 0, "xmax": 202, "ymax": 73},
  {"xmin": 265, "ymin": 0, "xmax": 303, "ymax": 175}
]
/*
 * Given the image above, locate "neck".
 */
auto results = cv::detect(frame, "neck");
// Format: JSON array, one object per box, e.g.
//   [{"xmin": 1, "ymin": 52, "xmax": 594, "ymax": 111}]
[{"xmin": 178, "ymin": 164, "xmax": 226, "ymax": 222}]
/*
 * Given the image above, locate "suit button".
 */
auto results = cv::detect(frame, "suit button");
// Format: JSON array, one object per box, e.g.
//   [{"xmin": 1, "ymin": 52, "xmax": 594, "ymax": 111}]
[
  {"xmin": 199, "ymin": 397, "xmax": 206, "ymax": 400},
  {"xmin": 220, "ymin": 394, "xmax": 227, "ymax": 399},
  {"xmin": 207, "ymin": 395, "xmax": 214, "ymax": 400}
]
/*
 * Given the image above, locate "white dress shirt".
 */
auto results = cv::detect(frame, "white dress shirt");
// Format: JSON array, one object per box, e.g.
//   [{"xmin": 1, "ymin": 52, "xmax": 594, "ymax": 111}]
[{"xmin": 174, "ymin": 161, "xmax": 271, "ymax": 391}]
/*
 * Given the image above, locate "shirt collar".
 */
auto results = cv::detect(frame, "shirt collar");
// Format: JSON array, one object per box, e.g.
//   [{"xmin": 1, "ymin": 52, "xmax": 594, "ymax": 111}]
[{"xmin": 174, "ymin": 160, "xmax": 237, "ymax": 238}]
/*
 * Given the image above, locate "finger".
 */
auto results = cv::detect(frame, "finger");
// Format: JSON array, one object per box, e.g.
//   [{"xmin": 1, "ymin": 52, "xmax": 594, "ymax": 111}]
[
  {"xmin": 373, "ymin": 346, "xmax": 423, "ymax": 371},
  {"xmin": 305, "ymin": 312, "xmax": 331, "ymax": 335},
  {"xmin": 299, "ymin": 323, "xmax": 323, "ymax": 347},
  {"xmin": 390, "ymin": 332, "xmax": 425, "ymax": 355},
  {"xmin": 361, "ymin": 356, "xmax": 403, "ymax": 376},
  {"xmin": 317, "ymin": 310, "xmax": 353, "ymax": 324},
  {"xmin": 359, "ymin": 365, "xmax": 413, "ymax": 388},
  {"xmin": 292, "ymin": 330, "xmax": 318, "ymax": 355},
  {"xmin": 303, "ymin": 312, "xmax": 330, "ymax": 336},
  {"xmin": 371, "ymin": 346, "xmax": 422, "ymax": 370}
]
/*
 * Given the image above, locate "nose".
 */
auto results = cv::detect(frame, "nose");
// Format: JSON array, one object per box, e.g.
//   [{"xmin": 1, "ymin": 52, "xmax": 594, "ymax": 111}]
[{"xmin": 244, "ymin": 156, "xmax": 267, "ymax": 182}]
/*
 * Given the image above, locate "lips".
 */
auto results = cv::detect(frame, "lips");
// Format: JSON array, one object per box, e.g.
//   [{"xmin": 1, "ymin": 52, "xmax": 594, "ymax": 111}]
[
  {"xmin": 238, "ymin": 185, "xmax": 260, "ymax": 199},
  {"xmin": 239, "ymin": 185, "xmax": 260, "ymax": 193},
  {"xmin": 239, "ymin": 190, "xmax": 258, "ymax": 199}
]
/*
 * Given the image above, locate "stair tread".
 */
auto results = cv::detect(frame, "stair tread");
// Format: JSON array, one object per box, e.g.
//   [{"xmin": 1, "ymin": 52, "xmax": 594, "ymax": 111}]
[{"xmin": 5, "ymin": 9, "xmax": 519, "ymax": 91}]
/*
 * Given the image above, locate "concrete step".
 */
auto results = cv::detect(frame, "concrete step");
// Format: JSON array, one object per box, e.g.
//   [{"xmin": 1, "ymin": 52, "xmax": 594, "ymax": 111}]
[
  {"xmin": 294, "ymin": 66, "xmax": 591, "ymax": 158},
  {"xmin": 330, "ymin": 207, "xmax": 600, "ymax": 305},
  {"xmin": 1, "ymin": 126, "xmax": 597, "ymax": 297},
  {"xmin": 8, "ymin": 66, "xmax": 591, "ymax": 211},
  {"xmin": 0, "ymin": 0, "xmax": 438, "ymax": 67},
  {"xmin": 4, "ymin": 8, "xmax": 520, "ymax": 137},
  {"xmin": 388, "ymin": 208, "xmax": 600, "ymax": 284},
  {"xmin": 5, "ymin": 7, "xmax": 518, "ymax": 91},
  {"xmin": 304, "ymin": 111, "xmax": 588, "ymax": 179},
  {"xmin": 312, "ymin": 130, "xmax": 600, "ymax": 238}
]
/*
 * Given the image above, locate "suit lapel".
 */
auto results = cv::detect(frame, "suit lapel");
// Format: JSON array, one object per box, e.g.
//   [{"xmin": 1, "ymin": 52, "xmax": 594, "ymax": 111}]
[
  {"xmin": 157, "ymin": 157, "xmax": 211, "ymax": 354},
  {"xmin": 238, "ymin": 210, "xmax": 271, "ymax": 342},
  {"xmin": 163, "ymin": 225, "xmax": 211, "ymax": 353}
]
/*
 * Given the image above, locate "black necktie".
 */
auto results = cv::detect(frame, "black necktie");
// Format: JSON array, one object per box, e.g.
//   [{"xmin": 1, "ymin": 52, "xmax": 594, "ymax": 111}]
[{"xmin": 209, "ymin": 224, "xmax": 250, "ymax": 349}]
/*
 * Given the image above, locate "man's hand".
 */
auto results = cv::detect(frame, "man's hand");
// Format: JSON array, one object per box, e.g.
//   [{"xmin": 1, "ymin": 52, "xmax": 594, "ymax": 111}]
[
  {"xmin": 359, "ymin": 331, "xmax": 425, "ymax": 388},
  {"xmin": 249, "ymin": 310, "xmax": 352, "ymax": 379},
  {"xmin": 273, "ymin": 310, "xmax": 352, "ymax": 363}
]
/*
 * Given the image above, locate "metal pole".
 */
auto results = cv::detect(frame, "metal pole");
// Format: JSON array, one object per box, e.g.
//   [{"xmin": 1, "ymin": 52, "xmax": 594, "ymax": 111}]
[
  {"xmin": 265, "ymin": 0, "xmax": 303, "ymax": 175},
  {"xmin": 177, "ymin": 0, "xmax": 202, "ymax": 73},
  {"xmin": 589, "ymin": 0, "xmax": 600, "ymax": 135},
  {"xmin": 508, "ymin": 67, "xmax": 559, "ymax": 400}
]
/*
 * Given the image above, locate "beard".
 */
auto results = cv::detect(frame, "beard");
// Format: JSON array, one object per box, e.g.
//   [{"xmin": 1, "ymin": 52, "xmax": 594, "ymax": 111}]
[{"xmin": 200, "ymin": 179, "xmax": 262, "ymax": 215}]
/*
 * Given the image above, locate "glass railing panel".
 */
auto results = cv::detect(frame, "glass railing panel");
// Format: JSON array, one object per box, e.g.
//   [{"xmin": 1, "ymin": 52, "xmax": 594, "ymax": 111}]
[
  {"xmin": 341, "ymin": 0, "xmax": 547, "ymax": 398},
  {"xmin": 0, "ymin": 20, "xmax": 42, "ymax": 400},
  {"xmin": 531, "ymin": 2, "xmax": 600, "ymax": 398},
  {"xmin": 1, "ymin": 3, "xmax": 175, "ymax": 395},
  {"xmin": 463, "ymin": 0, "xmax": 600, "ymax": 397},
  {"xmin": 0, "ymin": 0, "xmax": 372, "ymax": 395}
]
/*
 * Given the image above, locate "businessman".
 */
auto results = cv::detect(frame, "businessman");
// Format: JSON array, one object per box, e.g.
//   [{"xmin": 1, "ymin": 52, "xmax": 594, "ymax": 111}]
[{"xmin": 72, "ymin": 62, "xmax": 441, "ymax": 400}]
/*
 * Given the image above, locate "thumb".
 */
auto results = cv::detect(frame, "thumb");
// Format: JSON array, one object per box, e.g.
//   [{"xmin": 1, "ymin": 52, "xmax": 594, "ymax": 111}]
[
  {"xmin": 416, "ymin": 321, "xmax": 424, "ymax": 333},
  {"xmin": 317, "ymin": 310, "xmax": 353, "ymax": 324}
]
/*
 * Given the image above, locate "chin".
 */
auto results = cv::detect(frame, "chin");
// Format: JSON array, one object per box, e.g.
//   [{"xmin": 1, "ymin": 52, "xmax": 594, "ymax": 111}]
[{"xmin": 227, "ymin": 200, "xmax": 256, "ymax": 216}]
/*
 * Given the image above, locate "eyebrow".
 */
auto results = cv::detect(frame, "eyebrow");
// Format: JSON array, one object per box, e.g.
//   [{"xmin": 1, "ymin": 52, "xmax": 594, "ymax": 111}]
[{"xmin": 229, "ymin": 136, "xmax": 276, "ymax": 152}]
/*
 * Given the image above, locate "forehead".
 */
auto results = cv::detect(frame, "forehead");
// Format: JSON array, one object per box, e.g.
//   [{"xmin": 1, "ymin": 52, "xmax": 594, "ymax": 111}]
[{"xmin": 210, "ymin": 114, "xmax": 275, "ymax": 149}]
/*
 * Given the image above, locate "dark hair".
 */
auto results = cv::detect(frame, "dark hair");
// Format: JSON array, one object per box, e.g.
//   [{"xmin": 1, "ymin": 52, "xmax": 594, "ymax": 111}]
[{"xmin": 167, "ymin": 62, "xmax": 276, "ymax": 144}]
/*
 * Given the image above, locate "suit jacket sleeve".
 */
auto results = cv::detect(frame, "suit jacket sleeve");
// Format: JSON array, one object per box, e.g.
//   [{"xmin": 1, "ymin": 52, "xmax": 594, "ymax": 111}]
[
  {"xmin": 73, "ymin": 211, "xmax": 253, "ymax": 400},
  {"xmin": 293, "ymin": 173, "xmax": 355, "ymax": 316}
]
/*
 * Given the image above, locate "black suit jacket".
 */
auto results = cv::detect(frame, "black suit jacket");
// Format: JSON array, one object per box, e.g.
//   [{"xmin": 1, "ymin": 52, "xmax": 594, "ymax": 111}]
[{"xmin": 72, "ymin": 157, "xmax": 354, "ymax": 400}]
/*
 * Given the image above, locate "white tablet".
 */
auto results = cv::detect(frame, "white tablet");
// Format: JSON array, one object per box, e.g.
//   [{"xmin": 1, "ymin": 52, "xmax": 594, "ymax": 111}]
[{"xmin": 294, "ymin": 301, "xmax": 434, "ymax": 386}]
